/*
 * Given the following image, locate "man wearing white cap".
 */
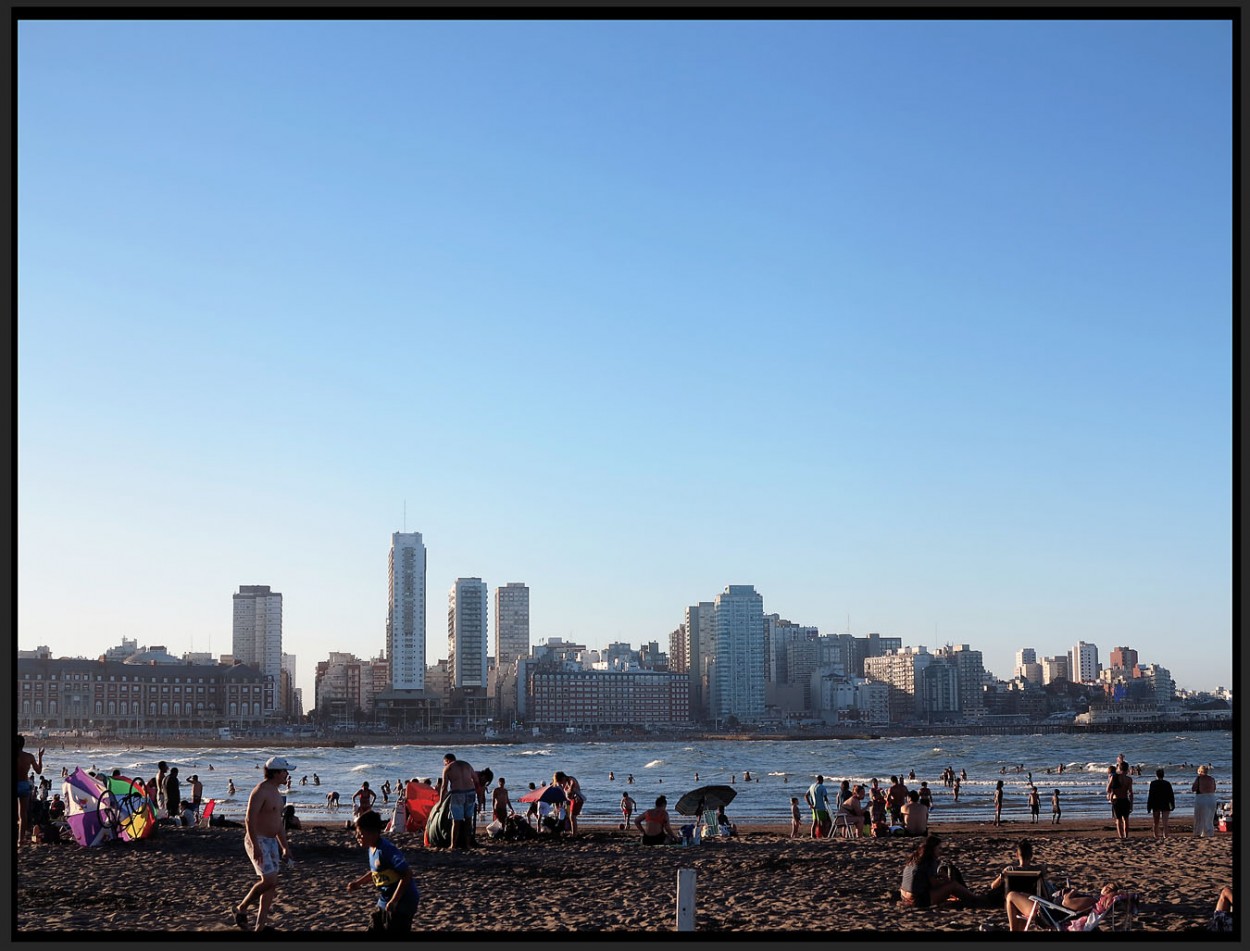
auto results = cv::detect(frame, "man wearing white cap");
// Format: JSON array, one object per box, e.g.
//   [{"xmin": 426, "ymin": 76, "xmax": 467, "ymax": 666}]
[{"xmin": 232, "ymin": 756, "xmax": 294, "ymax": 932}]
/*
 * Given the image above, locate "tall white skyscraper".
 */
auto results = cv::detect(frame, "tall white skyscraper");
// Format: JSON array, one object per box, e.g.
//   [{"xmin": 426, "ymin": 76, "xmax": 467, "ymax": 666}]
[
  {"xmin": 1070, "ymin": 641, "xmax": 1100, "ymax": 684},
  {"xmin": 494, "ymin": 582, "xmax": 530, "ymax": 671},
  {"xmin": 449, "ymin": 577, "xmax": 489, "ymax": 689},
  {"xmin": 387, "ymin": 532, "xmax": 427, "ymax": 691},
  {"xmin": 709, "ymin": 585, "xmax": 765, "ymax": 722},
  {"xmin": 232, "ymin": 585, "xmax": 282, "ymax": 713}
]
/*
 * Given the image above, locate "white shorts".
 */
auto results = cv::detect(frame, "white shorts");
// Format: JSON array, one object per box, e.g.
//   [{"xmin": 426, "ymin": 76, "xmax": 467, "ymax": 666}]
[{"xmin": 245, "ymin": 835, "xmax": 281, "ymax": 877}]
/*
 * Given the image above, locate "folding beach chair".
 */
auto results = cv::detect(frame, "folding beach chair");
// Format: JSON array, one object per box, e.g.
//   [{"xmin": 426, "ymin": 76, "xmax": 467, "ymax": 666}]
[
  {"xmin": 830, "ymin": 811, "xmax": 860, "ymax": 838},
  {"xmin": 699, "ymin": 809, "xmax": 719, "ymax": 838},
  {"xmin": 1023, "ymin": 892, "xmax": 1139, "ymax": 932},
  {"xmin": 197, "ymin": 799, "xmax": 217, "ymax": 829},
  {"xmin": 1004, "ymin": 870, "xmax": 1045, "ymax": 899}
]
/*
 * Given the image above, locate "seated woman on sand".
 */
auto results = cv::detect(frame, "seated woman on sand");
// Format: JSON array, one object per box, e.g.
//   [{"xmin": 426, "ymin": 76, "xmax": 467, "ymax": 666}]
[{"xmin": 899, "ymin": 835, "xmax": 977, "ymax": 909}]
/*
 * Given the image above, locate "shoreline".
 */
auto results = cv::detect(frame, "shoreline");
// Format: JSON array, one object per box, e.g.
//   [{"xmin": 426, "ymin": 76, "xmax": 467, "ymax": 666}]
[{"xmin": 31, "ymin": 717, "xmax": 1233, "ymax": 751}]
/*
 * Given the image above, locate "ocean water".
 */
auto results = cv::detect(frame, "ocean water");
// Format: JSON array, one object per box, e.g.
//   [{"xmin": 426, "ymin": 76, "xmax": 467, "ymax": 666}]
[{"xmin": 54, "ymin": 730, "xmax": 1232, "ymax": 826}]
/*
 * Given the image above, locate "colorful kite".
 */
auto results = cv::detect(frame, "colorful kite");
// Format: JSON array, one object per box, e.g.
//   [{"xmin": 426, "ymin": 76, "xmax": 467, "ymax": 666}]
[
  {"xmin": 61, "ymin": 768, "xmax": 113, "ymax": 848},
  {"xmin": 104, "ymin": 774, "xmax": 156, "ymax": 841}
]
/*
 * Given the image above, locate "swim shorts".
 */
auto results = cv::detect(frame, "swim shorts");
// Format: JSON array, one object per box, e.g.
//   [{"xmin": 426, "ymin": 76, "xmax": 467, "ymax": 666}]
[
  {"xmin": 448, "ymin": 790, "xmax": 477, "ymax": 821},
  {"xmin": 812, "ymin": 809, "xmax": 830, "ymax": 823},
  {"xmin": 641, "ymin": 832, "xmax": 667, "ymax": 845},
  {"xmin": 1112, "ymin": 799, "xmax": 1132, "ymax": 819},
  {"xmin": 17, "ymin": 780, "xmax": 32, "ymax": 799},
  {"xmin": 245, "ymin": 834, "xmax": 282, "ymax": 877}
]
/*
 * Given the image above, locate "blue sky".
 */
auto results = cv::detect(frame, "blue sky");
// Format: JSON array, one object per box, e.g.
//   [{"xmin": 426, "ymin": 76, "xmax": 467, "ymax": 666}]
[{"xmin": 18, "ymin": 19, "xmax": 1232, "ymax": 703}]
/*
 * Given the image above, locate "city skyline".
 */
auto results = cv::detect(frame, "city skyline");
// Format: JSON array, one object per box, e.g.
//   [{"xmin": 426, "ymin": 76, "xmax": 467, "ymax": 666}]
[
  {"xmin": 17, "ymin": 20, "xmax": 1232, "ymax": 704},
  {"xmin": 17, "ymin": 565, "xmax": 1213, "ymax": 707}
]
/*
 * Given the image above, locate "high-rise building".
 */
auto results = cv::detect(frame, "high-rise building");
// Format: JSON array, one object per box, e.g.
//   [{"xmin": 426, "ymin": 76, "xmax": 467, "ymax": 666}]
[
  {"xmin": 1014, "ymin": 648, "xmax": 1037, "ymax": 676},
  {"xmin": 387, "ymin": 532, "xmax": 427, "ymax": 691},
  {"xmin": 1070, "ymin": 641, "xmax": 1100, "ymax": 684},
  {"xmin": 449, "ymin": 578, "xmax": 489, "ymax": 689},
  {"xmin": 864, "ymin": 646, "xmax": 932, "ymax": 722},
  {"xmin": 1041, "ymin": 655, "xmax": 1070, "ymax": 685},
  {"xmin": 708, "ymin": 585, "xmax": 766, "ymax": 722},
  {"xmin": 1109, "ymin": 646, "xmax": 1139, "ymax": 672},
  {"xmin": 684, "ymin": 602, "xmax": 716, "ymax": 718},
  {"xmin": 232, "ymin": 585, "xmax": 283, "ymax": 714},
  {"xmin": 494, "ymin": 582, "xmax": 530, "ymax": 672}
]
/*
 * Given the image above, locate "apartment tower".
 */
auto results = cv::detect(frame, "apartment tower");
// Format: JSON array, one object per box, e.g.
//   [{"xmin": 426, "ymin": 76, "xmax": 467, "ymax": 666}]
[
  {"xmin": 449, "ymin": 577, "xmax": 489, "ymax": 689},
  {"xmin": 494, "ymin": 582, "xmax": 530, "ymax": 672},
  {"xmin": 387, "ymin": 532, "xmax": 427, "ymax": 691},
  {"xmin": 232, "ymin": 585, "xmax": 283, "ymax": 713}
]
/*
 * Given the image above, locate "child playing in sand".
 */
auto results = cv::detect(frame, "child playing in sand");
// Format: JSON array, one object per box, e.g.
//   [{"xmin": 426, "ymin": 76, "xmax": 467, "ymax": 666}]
[
  {"xmin": 790, "ymin": 797, "xmax": 801, "ymax": 837},
  {"xmin": 347, "ymin": 810, "xmax": 420, "ymax": 934}
]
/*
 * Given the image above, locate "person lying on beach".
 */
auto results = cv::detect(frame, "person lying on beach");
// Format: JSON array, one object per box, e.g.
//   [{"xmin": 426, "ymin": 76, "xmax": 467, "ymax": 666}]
[
  {"xmin": 1006, "ymin": 882, "xmax": 1132, "ymax": 932},
  {"xmin": 347, "ymin": 810, "xmax": 419, "ymax": 935},
  {"xmin": 635, "ymin": 796, "xmax": 678, "ymax": 845},
  {"xmin": 898, "ymin": 835, "xmax": 976, "ymax": 909}
]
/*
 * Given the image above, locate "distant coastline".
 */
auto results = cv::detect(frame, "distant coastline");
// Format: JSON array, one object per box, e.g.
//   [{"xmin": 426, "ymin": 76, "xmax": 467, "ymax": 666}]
[{"xmin": 32, "ymin": 716, "xmax": 1230, "ymax": 750}]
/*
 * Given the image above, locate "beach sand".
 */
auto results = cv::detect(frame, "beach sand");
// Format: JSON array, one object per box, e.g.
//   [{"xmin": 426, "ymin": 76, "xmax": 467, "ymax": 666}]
[{"xmin": 16, "ymin": 816, "xmax": 1230, "ymax": 934}]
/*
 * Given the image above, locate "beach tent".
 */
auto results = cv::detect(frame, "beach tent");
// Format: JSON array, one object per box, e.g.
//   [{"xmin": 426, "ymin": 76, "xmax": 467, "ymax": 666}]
[
  {"xmin": 104, "ymin": 775, "xmax": 157, "ymax": 841},
  {"xmin": 403, "ymin": 782, "xmax": 439, "ymax": 835},
  {"xmin": 62, "ymin": 768, "xmax": 114, "ymax": 848}
]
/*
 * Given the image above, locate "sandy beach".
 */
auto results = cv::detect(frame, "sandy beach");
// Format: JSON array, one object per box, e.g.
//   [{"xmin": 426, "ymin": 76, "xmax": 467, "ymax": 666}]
[{"xmin": 15, "ymin": 813, "xmax": 1232, "ymax": 935}]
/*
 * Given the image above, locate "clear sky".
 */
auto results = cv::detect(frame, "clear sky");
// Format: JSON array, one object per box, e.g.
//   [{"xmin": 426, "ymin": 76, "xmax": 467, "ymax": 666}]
[{"xmin": 18, "ymin": 18, "xmax": 1233, "ymax": 704}]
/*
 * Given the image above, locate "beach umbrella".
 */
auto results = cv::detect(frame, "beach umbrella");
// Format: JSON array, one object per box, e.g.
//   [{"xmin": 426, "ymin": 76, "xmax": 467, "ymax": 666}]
[
  {"xmin": 674, "ymin": 784, "xmax": 737, "ymax": 816},
  {"xmin": 518, "ymin": 784, "xmax": 567, "ymax": 805}
]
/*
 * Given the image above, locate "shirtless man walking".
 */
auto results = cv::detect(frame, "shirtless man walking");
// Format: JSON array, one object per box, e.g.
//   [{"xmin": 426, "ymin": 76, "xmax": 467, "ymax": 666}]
[
  {"xmin": 440, "ymin": 754, "xmax": 478, "ymax": 851},
  {"xmin": 16, "ymin": 735, "xmax": 45, "ymax": 848},
  {"xmin": 232, "ymin": 756, "xmax": 294, "ymax": 932}
]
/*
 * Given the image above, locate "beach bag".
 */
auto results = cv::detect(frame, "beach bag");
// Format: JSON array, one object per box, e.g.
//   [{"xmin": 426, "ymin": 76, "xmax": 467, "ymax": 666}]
[
  {"xmin": 486, "ymin": 819, "xmax": 504, "ymax": 838},
  {"xmin": 503, "ymin": 815, "xmax": 537, "ymax": 841}
]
